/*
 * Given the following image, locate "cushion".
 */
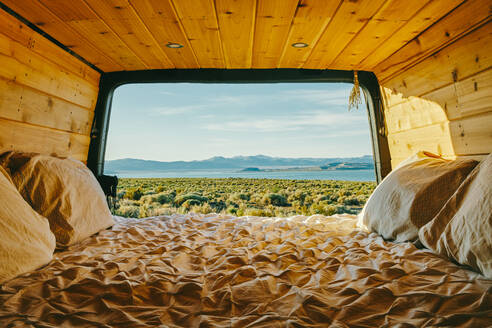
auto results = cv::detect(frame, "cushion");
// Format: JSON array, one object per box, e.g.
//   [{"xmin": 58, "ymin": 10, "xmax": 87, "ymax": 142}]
[
  {"xmin": 361, "ymin": 153, "xmax": 478, "ymax": 242},
  {"xmin": 419, "ymin": 153, "xmax": 492, "ymax": 278},
  {"xmin": 0, "ymin": 165, "xmax": 55, "ymax": 283},
  {"xmin": 0, "ymin": 152, "xmax": 114, "ymax": 246}
]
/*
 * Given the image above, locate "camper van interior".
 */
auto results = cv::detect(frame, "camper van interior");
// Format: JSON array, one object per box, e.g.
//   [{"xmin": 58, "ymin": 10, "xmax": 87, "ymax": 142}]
[{"xmin": 0, "ymin": 0, "xmax": 490, "ymax": 327}]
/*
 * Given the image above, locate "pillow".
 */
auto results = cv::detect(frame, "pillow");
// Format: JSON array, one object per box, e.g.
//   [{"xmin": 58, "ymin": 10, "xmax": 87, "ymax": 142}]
[
  {"xmin": 0, "ymin": 152, "xmax": 114, "ymax": 246},
  {"xmin": 0, "ymin": 165, "xmax": 56, "ymax": 283},
  {"xmin": 419, "ymin": 153, "xmax": 492, "ymax": 278},
  {"xmin": 361, "ymin": 153, "xmax": 478, "ymax": 242}
]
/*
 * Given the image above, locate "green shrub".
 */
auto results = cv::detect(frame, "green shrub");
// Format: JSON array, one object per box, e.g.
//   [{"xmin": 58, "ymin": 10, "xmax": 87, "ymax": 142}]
[
  {"xmin": 174, "ymin": 193, "xmax": 208, "ymax": 207},
  {"xmin": 124, "ymin": 187, "xmax": 143, "ymax": 201},
  {"xmin": 115, "ymin": 205, "xmax": 140, "ymax": 218},
  {"xmin": 114, "ymin": 178, "xmax": 375, "ymax": 218},
  {"xmin": 155, "ymin": 192, "xmax": 175, "ymax": 204},
  {"xmin": 181, "ymin": 198, "xmax": 203, "ymax": 209},
  {"xmin": 262, "ymin": 193, "xmax": 289, "ymax": 207}
]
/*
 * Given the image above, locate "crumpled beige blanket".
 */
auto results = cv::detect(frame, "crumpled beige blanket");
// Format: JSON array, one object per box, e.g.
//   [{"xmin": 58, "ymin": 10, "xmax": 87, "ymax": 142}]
[{"xmin": 0, "ymin": 214, "xmax": 490, "ymax": 327}]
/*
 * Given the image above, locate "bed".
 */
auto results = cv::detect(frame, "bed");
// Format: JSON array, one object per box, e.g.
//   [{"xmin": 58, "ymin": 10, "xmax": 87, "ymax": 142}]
[{"xmin": 1, "ymin": 213, "xmax": 490, "ymax": 327}]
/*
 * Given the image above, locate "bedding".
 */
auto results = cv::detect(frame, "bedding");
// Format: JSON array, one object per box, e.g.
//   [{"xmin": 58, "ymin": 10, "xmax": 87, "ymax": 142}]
[
  {"xmin": 420, "ymin": 153, "xmax": 492, "ymax": 278},
  {"xmin": 0, "ymin": 214, "xmax": 490, "ymax": 327},
  {"xmin": 361, "ymin": 154, "xmax": 477, "ymax": 242},
  {"xmin": 0, "ymin": 152, "xmax": 114, "ymax": 246},
  {"xmin": 0, "ymin": 166, "xmax": 55, "ymax": 283}
]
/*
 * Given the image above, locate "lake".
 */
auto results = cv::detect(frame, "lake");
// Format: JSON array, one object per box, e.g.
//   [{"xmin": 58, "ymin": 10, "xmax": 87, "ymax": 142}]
[{"xmin": 109, "ymin": 169, "xmax": 375, "ymax": 181}]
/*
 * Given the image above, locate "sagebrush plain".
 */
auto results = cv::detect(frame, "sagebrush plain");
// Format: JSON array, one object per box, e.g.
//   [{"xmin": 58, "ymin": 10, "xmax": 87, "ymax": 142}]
[{"xmin": 114, "ymin": 178, "xmax": 376, "ymax": 218}]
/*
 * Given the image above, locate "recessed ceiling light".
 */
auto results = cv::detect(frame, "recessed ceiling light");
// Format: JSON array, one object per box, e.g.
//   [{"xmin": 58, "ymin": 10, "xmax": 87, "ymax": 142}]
[
  {"xmin": 291, "ymin": 42, "xmax": 308, "ymax": 48},
  {"xmin": 166, "ymin": 43, "xmax": 183, "ymax": 49}
]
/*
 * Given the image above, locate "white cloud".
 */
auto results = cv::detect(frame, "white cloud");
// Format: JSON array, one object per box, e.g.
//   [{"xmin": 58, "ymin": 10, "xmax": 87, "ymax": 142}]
[
  {"xmin": 149, "ymin": 104, "xmax": 204, "ymax": 116},
  {"xmin": 204, "ymin": 110, "xmax": 365, "ymax": 132},
  {"xmin": 210, "ymin": 94, "xmax": 257, "ymax": 105},
  {"xmin": 282, "ymin": 88, "xmax": 355, "ymax": 106}
]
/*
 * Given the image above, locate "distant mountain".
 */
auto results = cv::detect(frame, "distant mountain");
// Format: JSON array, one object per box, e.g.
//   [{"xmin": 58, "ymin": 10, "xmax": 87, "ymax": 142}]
[{"xmin": 105, "ymin": 155, "xmax": 374, "ymax": 173}]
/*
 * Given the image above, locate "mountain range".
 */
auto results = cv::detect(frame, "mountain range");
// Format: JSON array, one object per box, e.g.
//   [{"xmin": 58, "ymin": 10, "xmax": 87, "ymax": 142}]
[{"xmin": 105, "ymin": 155, "xmax": 374, "ymax": 172}]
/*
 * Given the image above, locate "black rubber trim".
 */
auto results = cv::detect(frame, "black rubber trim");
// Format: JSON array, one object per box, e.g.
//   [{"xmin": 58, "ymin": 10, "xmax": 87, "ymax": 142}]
[
  {"xmin": 88, "ymin": 69, "xmax": 391, "ymax": 184},
  {"xmin": 0, "ymin": 1, "xmax": 103, "ymax": 74}
]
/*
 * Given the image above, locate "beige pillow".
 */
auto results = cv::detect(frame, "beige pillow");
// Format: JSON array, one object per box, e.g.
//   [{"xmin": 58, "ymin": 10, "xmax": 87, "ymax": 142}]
[
  {"xmin": 419, "ymin": 154, "xmax": 492, "ymax": 278},
  {"xmin": 0, "ymin": 152, "xmax": 114, "ymax": 246},
  {"xmin": 0, "ymin": 165, "xmax": 56, "ymax": 283},
  {"xmin": 361, "ymin": 154, "xmax": 477, "ymax": 242}
]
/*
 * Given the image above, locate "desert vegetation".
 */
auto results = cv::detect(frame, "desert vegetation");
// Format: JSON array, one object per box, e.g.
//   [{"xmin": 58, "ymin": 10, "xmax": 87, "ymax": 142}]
[{"xmin": 113, "ymin": 178, "xmax": 376, "ymax": 218}]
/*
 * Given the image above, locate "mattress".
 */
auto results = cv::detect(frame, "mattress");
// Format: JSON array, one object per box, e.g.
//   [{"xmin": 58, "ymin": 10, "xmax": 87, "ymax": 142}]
[{"xmin": 0, "ymin": 214, "xmax": 490, "ymax": 327}]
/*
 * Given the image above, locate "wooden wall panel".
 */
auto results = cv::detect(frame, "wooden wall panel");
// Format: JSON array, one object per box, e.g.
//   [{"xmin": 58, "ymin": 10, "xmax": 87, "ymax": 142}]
[
  {"xmin": 359, "ymin": 0, "xmax": 463, "ymax": 70},
  {"xmin": 331, "ymin": 0, "xmax": 430, "ymax": 70},
  {"xmin": 304, "ymin": 0, "xmax": 386, "ymax": 69},
  {"xmin": 0, "ymin": 118, "xmax": 90, "ymax": 162},
  {"xmin": 1, "ymin": 0, "xmax": 477, "ymax": 72},
  {"xmin": 278, "ymin": 0, "xmax": 339, "ymax": 69},
  {"xmin": 171, "ymin": 0, "xmax": 225, "ymax": 68},
  {"xmin": 0, "ymin": 10, "xmax": 100, "ymax": 84},
  {"xmin": 0, "ymin": 9, "xmax": 99, "ymax": 162},
  {"xmin": 0, "ymin": 79, "xmax": 94, "ymax": 136},
  {"xmin": 381, "ymin": 22, "xmax": 492, "ymax": 168},
  {"xmin": 382, "ymin": 23, "xmax": 491, "ymax": 98},
  {"xmin": 128, "ymin": 0, "xmax": 198, "ymax": 69},
  {"xmin": 374, "ymin": 0, "xmax": 490, "ymax": 82},
  {"xmin": 252, "ymin": 0, "xmax": 298, "ymax": 68},
  {"xmin": 425, "ymin": 69, "xmax": 492, "ymax": 121},
  {"xmin": 82, "ymin": 0, "xmax": 173, "ymax": 69},
  {"xmin": 0, "ymin": 0, "xmax": 122, "ymax": 71},
  {"xmin": 216, "ymin": 0, "xmax": 256, "ymax": 69}
]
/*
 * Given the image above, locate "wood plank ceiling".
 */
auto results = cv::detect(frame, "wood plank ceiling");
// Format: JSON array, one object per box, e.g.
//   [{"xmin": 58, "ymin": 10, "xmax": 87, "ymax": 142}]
[{"xmin": 1, "ymin": 0, "xmax": 485, "ymax": 81}]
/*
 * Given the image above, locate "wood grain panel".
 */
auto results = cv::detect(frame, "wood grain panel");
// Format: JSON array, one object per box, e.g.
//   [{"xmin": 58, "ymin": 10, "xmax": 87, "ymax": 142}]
[
  {"xmin": 0, "ymin": 0, "xmax": 122, "ymax": 71},
  {"xmin": 304, "ymin": 0, "xmax": 386, "ymax": 69},
  {"xmin": 216, "ymin": 0, "xmax": 256, "ymax": 68},
  {"xmin": 387, "ymin": 122, "xmax": 455, "ymax": 160},
  {"xmin": 82, "ymin": 0, "xmax": 173, "ymax": 69},
  {"xmin": 0, "ymin": 31, "xmax": 98, "ymax": 109},
  {"xmin": 252, "ymin": 0, "xmax": 298, "ymax": 68},
  {"xmin": 0, "ymin": 78, "xmax": 94, "ymax": 135},
  {"xmin": 278, "ymin": 0, "xmax": 340, "ymax": 69},
  {"xmin": 0, "ymin": 8, "xmax": 99, "ymax": 162},
  {"xmin": 375, "ymin": 0, "xmax": 491, "ymax": 82},
  {"xmin": 381, "ymin": 20, "xmax": 491, "ymax": 168},
  {"xmin": 383, "ymin": 69, "xmax": 492, "ymax": 135},
  {"xmin": 382, "ymin": 22, "xmax": 492, "ymax": 99},
  {"xmin": 0, "ymin": 9, "xmax": 100, "ymax": 84},
  {"xmin": 331, "ymin": 0, "xmax": 431, "ymax": 70},
  {"xmin": 2, "ymin": 0, "xmax": 472, "ymax": 72},
  {"xmin": 37, "ymin": 0, "xmax": 148, "ymax": 70},
  {"xmin": 450, "ymin": 111, "xmax": 492, "ymax": 156},
  {"xmin": 0, "ymin": 118, "xmax": 90, "ymax": 162},
  {"xmin": 68, "ymin": 19, "xmax": 147, "ymax": 70},
  {"xmin": 383, "ymin": 95, "xmax": 448, "ymax": 135},
  {"xmin": 423, "ymin": 68, "xmax": 492, "ymax": 121},
  {"xmin": 360, "ymin": 0, "xmax": 464, "ymax": 70},
  {"xmin": 171, "ymin": 0, "xmax": 225, "ymax": 68},
  {"xmin": 128, "ymin": 0, "xmax": 198, "ymax": 68}
]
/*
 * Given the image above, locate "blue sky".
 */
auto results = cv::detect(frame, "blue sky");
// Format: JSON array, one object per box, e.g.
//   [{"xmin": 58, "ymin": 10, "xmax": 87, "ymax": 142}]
[{"xmin": 105, "ymin": 83, "xmax": 372, "ymax": 161}]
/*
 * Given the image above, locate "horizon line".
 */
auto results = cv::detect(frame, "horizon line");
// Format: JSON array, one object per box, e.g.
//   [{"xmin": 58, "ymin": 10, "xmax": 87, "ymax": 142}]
[{"xmin": 105, "ymin": 154, "xmax": 374, "ymax": 162}]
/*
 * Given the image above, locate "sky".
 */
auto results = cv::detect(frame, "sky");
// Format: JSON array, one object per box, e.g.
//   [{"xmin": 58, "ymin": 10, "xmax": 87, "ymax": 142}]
[{"xmin": 105, "ymin": 83, "xmax": 372, "ymax": 161}]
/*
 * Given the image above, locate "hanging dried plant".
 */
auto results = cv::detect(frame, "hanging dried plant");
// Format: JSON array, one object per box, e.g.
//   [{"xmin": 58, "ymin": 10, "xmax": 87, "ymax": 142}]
[{"xmin": 348, "ymin": 71, "xmax": 362, "ymax": 111}]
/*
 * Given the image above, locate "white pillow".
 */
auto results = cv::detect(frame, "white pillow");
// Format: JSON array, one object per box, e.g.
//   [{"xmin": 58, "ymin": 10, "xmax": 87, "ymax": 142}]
[
  {"xmin": 0, "ymin": 152, "xmax": 114, "ymax": 246},
  {"xmin": 361, "ymin": 153, "xmax": 477, "ymax": 242},
  {"xmin": 419, "ymin": 153, "xmax": 492, "ymax": 277},
  {"xmin": 0, "ymin": 165, "xmax": 55, "ymax": 283}
]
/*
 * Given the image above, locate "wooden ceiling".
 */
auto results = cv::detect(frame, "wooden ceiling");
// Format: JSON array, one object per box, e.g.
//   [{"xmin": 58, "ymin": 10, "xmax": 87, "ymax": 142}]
[{"xmin": 0, "ymin": 0, "xmax": 482, "ymax": 80}]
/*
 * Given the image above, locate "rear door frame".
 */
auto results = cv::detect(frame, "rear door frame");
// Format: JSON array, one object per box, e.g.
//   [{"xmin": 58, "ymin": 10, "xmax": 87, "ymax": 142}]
[{"xmin": 87, "ymin": 69, "xmax": 391, "ymax": 184}]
